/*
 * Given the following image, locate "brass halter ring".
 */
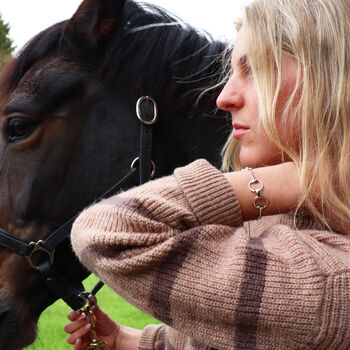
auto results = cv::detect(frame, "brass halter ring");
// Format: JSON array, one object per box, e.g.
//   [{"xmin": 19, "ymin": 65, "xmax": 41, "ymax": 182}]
[
  {"xmin": 25, "ymin": 240, "xmax": 55, "ymax": 271},
  {"xmin": 136, "ymin": 96, "xmax": 158, "ymax": 125},
  {"xmin": 130, "ymin": 157, "xmax": 156, "ymax": 179}
]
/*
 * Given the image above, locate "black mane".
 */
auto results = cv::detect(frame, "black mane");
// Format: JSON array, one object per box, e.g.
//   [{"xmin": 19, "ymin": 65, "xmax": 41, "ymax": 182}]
[
  {"xmin": 0, "ymin": 1, "xmax": 228, "ymax": 105},
  {"xmin": 101, "ymin": 1, "xmax": 227, "ymax": 92}
]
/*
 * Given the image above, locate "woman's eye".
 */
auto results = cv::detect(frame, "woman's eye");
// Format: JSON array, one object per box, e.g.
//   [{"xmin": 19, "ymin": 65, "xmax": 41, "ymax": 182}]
[
  {"xmin": 5, "ymin": 117, "xmax": 38, "ymax": 143},
  {"xmin": 242, "ymin": 62, "xmax": 252, "ymax": 77}
]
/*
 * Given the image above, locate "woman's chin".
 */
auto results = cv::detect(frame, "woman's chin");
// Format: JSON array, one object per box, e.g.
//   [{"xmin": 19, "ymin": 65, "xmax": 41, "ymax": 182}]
[
  {"xmin": 239, "ymin": 156, "xmax": 262, "ymax": 169},
  {"xmin": 239, "ymin": 152, "xmax": 286, "ymax": 169}
]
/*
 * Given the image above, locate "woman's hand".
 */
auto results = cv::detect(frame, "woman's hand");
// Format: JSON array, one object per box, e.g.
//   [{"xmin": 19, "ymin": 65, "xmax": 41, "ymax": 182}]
[{"xmin": 64, "ymin": 306, "xmax": 119, "ymax": 350}]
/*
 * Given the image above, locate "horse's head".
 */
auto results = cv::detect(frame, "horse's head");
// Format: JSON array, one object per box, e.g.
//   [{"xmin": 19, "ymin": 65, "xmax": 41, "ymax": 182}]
[{"xmin": 0, "ymin": 0, "xmax": 228, "ymax": 348}]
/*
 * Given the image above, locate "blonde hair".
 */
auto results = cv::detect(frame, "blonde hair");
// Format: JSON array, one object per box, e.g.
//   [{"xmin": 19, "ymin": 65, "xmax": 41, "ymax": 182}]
[{"xmin": 222, "ymin": 0, "xmax": 350, "ymax": 228}]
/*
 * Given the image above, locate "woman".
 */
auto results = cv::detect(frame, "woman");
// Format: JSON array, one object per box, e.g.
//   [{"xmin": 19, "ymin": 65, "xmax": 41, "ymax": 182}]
[{"xmin": 65, "ymin": 0, "xmax": 350, "ymax": 348}]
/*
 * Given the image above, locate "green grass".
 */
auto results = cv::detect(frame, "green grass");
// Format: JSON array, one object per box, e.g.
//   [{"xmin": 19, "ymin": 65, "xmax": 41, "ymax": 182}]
[{"xmin": 25, "ymin": 275, "xmax": 160, "ymax": 349}]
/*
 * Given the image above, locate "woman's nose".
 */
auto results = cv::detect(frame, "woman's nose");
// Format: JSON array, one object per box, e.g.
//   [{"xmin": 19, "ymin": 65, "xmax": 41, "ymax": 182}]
[{"xmin": 216, "ymin": 76, "xmax": 244, "ymax": 111}]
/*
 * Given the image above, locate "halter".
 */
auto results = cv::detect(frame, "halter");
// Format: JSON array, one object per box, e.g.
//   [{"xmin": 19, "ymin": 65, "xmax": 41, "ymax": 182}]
[{"xmin": 0, "ymin": 96, "xmax": 158, "ymax": 310}]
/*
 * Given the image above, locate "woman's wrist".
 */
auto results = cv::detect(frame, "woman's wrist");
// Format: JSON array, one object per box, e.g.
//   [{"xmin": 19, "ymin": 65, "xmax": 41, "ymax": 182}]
[
  {"xmin": 224, "ymin": 162, "xmax": 300, "ymax": 220},
  {"xmin": 115, "ymin": 324, "xmax": 142, "ymax": 350}
]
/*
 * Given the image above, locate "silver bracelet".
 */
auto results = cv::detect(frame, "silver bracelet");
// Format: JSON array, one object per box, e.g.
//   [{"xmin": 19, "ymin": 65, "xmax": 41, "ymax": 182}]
[{"xmin": 241, "ymin": 167, "xmax": 269, "ymax": 219}]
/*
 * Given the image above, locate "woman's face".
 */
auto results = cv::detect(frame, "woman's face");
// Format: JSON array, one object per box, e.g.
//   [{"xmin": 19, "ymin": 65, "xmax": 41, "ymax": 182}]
[{"xmin": 216, "ymin": 27, "xmax": 298, "ymax": 168}]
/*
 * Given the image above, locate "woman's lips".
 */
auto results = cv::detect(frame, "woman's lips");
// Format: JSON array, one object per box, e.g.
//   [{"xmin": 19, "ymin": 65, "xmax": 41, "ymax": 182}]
[
  {"xmin": 233, "ymin": 128, "xmax": 249, "ymax": 138},
  {"xmin": 233, "ymin": 122, "xmax": 249, "ymax": 139}
]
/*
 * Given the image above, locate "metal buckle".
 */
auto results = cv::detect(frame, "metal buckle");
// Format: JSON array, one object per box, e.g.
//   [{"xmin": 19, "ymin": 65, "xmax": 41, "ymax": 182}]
[
  {"xmin": 130, "ymin": 157, "xmax": 156, "ymax": 179},
  {"xmin": 25, "ymin": 240, "xmax": 55, "ymax": 271},
  {"xmin": 136, "ymin": 96, "xmax": 158, "ymax": 125},
  {"xmin": 78, "ymin": 291, "xmax": 97, "ymax": 311}
]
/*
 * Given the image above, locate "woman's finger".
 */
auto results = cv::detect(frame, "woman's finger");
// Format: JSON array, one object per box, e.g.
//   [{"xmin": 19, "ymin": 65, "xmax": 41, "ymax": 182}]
[
  {"xmin": 66, "ymin": 323, "xmax": 91, "ymax": 345},
  {"xmin": 93, "ymin": 305, "xmax": 119, "ymax": 335},
  {"xmin": 67, "ymin": 310, "xmax": 82, "ymax": 321},
  {"xmin": 64, "ymin": 316, "xmax": 89, "ymax": 334},
  {"xmin": 93, "ymin": 305, "xmax": 111, "ymax": 321},
  {"xmin": 73, "ymin": 338, "xmax": 82, "ymax": 350}
]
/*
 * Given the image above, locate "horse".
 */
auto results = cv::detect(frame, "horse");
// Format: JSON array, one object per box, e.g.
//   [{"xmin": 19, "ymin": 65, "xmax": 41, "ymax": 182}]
[{"xmin": 0, "ymin": 0, "xmax": 230, "ymax": 348}]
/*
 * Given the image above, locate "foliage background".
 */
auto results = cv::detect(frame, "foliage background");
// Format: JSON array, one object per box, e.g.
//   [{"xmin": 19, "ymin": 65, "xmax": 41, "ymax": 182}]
[{"xmin": 0, "ymin": 13, "xmax": 15, "ymax": 67}]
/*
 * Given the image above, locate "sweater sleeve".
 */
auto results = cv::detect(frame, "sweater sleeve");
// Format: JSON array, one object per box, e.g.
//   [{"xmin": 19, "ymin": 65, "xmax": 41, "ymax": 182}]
[{"xmin": 71, "ymin": 159, "xmax": 329, "ymax": 350}]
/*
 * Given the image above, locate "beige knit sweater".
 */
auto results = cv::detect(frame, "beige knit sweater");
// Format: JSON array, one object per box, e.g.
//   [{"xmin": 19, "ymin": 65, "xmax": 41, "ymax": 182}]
[{"xmin": 71, "ymin": 160, "xmax": 350, "ymax": 350}]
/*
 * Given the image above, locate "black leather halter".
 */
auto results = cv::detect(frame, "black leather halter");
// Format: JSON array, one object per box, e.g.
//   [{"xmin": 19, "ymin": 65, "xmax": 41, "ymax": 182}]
[{"xmin": 0, "ymin": 96, "xmax": 158, "ymax": 310}]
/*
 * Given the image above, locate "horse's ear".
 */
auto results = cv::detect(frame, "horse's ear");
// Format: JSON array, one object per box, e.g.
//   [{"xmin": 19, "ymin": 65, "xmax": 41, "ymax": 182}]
[{"xmin": 59, "ymin": 0, "xmax": 126, "ymax": 58}]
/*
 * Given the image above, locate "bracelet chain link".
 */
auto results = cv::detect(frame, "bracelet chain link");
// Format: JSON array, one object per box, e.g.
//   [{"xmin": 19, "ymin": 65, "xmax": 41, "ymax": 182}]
[{"xmin": 241, "ymin": 167, "xmax": 269, "ymax": 219}]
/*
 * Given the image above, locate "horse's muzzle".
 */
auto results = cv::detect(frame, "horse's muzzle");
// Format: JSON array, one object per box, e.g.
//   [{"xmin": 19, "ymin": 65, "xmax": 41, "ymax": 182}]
[{"xmin": 0, "ymin": 298, "xmax": 24, "ymax": 350}]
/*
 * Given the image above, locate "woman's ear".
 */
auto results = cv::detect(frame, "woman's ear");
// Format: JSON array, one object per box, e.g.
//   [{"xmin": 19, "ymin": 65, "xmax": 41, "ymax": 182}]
[{"xmin": 59, "ymin": 0, "xmax": 126, "ymax": 59}]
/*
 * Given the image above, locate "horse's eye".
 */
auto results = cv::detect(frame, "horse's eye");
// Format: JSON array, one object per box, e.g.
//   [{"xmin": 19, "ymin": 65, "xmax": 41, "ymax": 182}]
[{"xmin": 5, "ymin": 118, "xmax": 38, "ymax": 143}]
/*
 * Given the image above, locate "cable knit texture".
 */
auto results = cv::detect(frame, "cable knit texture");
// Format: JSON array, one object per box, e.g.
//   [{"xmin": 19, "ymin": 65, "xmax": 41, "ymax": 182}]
[{"xmin": 71, "ymin": 159, "xmax": 350, "ymax": 349}]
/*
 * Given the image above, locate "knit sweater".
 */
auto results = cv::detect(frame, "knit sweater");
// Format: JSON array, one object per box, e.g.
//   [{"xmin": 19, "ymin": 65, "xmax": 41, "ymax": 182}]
[{"xmin": 71, "ymin": 159, "xmax": 350, "ymax": 350}]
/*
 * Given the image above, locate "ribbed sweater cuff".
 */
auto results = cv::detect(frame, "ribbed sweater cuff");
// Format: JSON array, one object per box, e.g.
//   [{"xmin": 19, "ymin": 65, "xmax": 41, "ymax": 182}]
[
  {"xmin": 138, "ymin": 324, "xmax": 164, "ymax": 350},
  {"xmin": 174, "ymin": 159, "xmax": 243, "ymax": 227}
]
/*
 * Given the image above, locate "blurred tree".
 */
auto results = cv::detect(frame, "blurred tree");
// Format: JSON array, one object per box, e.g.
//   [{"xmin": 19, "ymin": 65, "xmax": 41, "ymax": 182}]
[{"xmin": 0, "ymin": 13, "xmax": 15, "ymax": 67}]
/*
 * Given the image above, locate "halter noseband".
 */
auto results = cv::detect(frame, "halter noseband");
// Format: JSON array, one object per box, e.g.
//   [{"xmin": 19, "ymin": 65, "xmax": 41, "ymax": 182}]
[{"xmin": 0, "ymin": 96, "xmax": 158, "ymax": 310}]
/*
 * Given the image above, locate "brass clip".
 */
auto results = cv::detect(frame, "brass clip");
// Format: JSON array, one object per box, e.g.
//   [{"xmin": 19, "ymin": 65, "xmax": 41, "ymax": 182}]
[{"xmin": 25, "ymin": 240, "xmax": 55, "ymax": 271}]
